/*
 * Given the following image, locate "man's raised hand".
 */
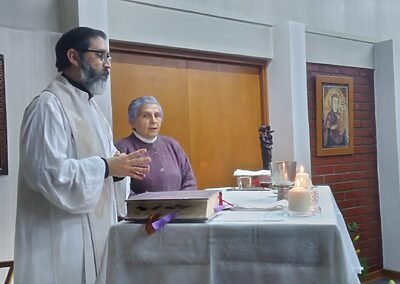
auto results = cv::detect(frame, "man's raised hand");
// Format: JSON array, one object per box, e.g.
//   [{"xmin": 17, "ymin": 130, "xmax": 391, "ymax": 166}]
[{"xmin": 107, "ymin": 149, "xmax": 151, "ymax": 179}]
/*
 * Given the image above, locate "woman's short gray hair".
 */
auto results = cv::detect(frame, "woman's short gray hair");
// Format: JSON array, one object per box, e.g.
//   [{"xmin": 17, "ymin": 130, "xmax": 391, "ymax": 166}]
[{"xmin": 128, "ymin": 96, "xmax": 163, "ymax": 122}]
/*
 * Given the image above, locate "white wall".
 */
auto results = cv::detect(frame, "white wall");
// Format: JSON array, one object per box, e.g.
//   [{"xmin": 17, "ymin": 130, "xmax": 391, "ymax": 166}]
[
  {"xmin": 113, "ymin": 0, "xmax": 381, "ymax": 39},
  {"xmin": 0, "ymin": 0, "xmax": 61, "ymax": 32},
  {"xmin": 374, "ymin": 39, "xmax": 400, "ymax": 271},
  {"xmin": 268, "ymin": 21, "xmax": 311, "ymax": 172},
  {"xmin": 108, "ymin": 0, "xmax": 272, "ymax": 59},
  {"xmin": 306, "ymin": 32, "xmax": 375, "ymax": 69}
]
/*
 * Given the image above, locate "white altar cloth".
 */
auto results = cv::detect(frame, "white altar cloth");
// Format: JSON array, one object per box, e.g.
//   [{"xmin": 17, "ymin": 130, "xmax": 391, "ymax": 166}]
[{"xmin": 98, "ymin": 186, "xmax": 361, "ymax": 284}]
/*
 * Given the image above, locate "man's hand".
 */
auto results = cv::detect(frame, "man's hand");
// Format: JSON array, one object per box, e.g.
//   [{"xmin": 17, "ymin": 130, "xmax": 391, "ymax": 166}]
[{"xmin": 107, "ymin": 149, "xmax": 151, "ymax": 180}]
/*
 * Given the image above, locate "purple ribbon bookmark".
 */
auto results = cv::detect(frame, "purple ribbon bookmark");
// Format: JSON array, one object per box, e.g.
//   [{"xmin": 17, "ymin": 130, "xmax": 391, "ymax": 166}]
[
  {"xmin": 214, "ymin": 205, "xmax": 225, "ymax": 212},
  {"xmin": 152, "ymin": 212, "xmax": 179, "ymax": 231}
]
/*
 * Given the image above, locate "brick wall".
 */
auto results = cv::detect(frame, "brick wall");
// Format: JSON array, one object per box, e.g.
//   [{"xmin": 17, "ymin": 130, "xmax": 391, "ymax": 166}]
[{"xmin": 307, "ymin": 63, "xmax": 382, "ymax": 272}]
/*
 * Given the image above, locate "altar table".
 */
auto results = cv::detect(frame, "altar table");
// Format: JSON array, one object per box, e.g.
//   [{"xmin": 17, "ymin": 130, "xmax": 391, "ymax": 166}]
[{"xmin": 98, "ymin": 186, "xmax": 362, "ymax": 284}]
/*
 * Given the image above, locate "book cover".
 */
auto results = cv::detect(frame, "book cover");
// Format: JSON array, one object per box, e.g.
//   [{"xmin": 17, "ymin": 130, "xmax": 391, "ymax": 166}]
[{"xmin": 125, "ymin": 190, "xmax": 220, "ymax": 222}]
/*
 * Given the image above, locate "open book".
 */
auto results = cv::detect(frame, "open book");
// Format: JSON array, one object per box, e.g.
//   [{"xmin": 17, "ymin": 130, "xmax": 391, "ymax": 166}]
[{"xmin": 125, "ymin": 190, "xmax": 220, "ymax": 222}]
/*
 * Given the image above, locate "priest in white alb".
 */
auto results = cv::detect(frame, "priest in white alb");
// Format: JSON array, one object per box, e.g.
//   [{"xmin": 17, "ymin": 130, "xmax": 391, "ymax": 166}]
[{"xmin": 14, "ymin": 27, "xmax": 151, "ymax": 284}]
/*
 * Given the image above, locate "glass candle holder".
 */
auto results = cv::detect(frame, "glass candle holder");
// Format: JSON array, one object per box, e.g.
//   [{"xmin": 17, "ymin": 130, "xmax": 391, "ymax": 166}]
[
  {"xmin": 310, "ymin": 187, "xmax": 320, "ymax": 214},
  {"xmin": 270, "ymin": 160, "xmax": 297, "ymax": 187},
  {"xmin": 259, "ymin": 175, "xmax": 272, "ymax": 188},
  {"xmin": 237, "ymin": 176, "xmax": 252, "ymax": 189}
]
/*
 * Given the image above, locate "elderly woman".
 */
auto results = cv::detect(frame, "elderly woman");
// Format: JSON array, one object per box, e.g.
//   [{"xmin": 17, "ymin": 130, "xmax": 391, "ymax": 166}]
[{"xmin": 116, "ymin": 96, "xmax": 197, "ymax": 194}]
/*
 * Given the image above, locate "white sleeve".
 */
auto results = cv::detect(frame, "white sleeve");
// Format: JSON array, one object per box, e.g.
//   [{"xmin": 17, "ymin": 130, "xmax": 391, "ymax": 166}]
[
  {"xmin": 113, "ymin": 177, "xmax": 130, "ymax": 217},
  {"xmin": 110, "ymin": 136, "xmax": 129, "ymax": 216},
  {"xmin": 19, "ymin": 95, "xmax": 106, "ymax": 214}
]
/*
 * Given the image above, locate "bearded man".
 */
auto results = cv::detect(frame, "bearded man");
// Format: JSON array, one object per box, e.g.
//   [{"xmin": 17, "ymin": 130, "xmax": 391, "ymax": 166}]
[{"xmin": 14, "ymin": 27, "xmax": 151, "ymax": 284}]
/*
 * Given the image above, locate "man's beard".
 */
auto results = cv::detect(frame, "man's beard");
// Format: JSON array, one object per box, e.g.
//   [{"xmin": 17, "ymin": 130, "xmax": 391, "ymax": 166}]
[{"xmin": 80, "ymin": 59, "xmax": 109, "ymax": 96}]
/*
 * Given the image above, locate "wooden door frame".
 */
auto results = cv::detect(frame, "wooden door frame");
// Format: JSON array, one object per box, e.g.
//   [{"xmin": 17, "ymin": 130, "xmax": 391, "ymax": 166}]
[{"xmin": 110, "ymin": 40, "xmax": 270, "ymax": 124}]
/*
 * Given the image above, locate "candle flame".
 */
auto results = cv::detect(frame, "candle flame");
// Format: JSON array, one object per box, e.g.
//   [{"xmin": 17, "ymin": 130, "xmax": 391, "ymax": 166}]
[
  {"xmin": 299, "ymin": 165, "xmax": 304, "ymax": 173},
  {"xmin": 295, "ymin": 179, "xmax": 300, "ymax": 187}
]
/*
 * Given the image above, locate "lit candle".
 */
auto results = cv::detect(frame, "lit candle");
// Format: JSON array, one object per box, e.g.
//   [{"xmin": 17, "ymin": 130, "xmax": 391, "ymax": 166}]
[
  {"xmin": 280, "ymin": 172, "xmax": 292, "ymax": 186},
  {"xmin": 295, "ymin": 165, "xmax": 313, "ymax": 190},
  {"xmin": 288, "ymin": 180, "xmax": 311, "ymax": 213}
]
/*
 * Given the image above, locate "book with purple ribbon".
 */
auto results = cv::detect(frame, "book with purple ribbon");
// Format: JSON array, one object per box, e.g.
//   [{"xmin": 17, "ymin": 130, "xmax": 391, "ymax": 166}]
[{"xmin": 125, "ymin": 190, "xmax": 220, "ymax": 222}]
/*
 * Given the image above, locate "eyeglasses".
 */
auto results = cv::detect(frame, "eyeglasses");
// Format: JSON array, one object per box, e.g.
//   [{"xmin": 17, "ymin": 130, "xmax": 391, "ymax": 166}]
[{"xmin": 76, "ymin": 49, "xmax": 112, "ymax": 62}]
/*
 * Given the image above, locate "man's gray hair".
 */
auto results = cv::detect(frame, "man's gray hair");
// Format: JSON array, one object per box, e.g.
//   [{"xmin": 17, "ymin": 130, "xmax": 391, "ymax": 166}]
[{"xmin": 128, "ymin": 96, "xmax": 163, "ymax": 122}]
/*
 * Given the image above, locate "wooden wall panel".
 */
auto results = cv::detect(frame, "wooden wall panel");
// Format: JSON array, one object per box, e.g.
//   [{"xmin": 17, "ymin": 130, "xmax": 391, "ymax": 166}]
[
  {"xmin": 187, "ymin": 61, "xmax": 262, "ymax": 188},
  {"xmin": 110, "ymin": 51, "xmax": 264, "ymax": 189},
  {"xmin": 110, "ymin": 52, "xmax": 191, "ymax": 156}
]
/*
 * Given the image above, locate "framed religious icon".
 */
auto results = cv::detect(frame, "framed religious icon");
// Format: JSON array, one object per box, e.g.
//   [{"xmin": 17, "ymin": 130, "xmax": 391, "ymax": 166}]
[
  {"xmin": 316, "ymin": 75, "xmax": 354, "ymax": 156},
  {"xmin": 0, "ymin": 54, "xmax": 8, "ymax": 175}
]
